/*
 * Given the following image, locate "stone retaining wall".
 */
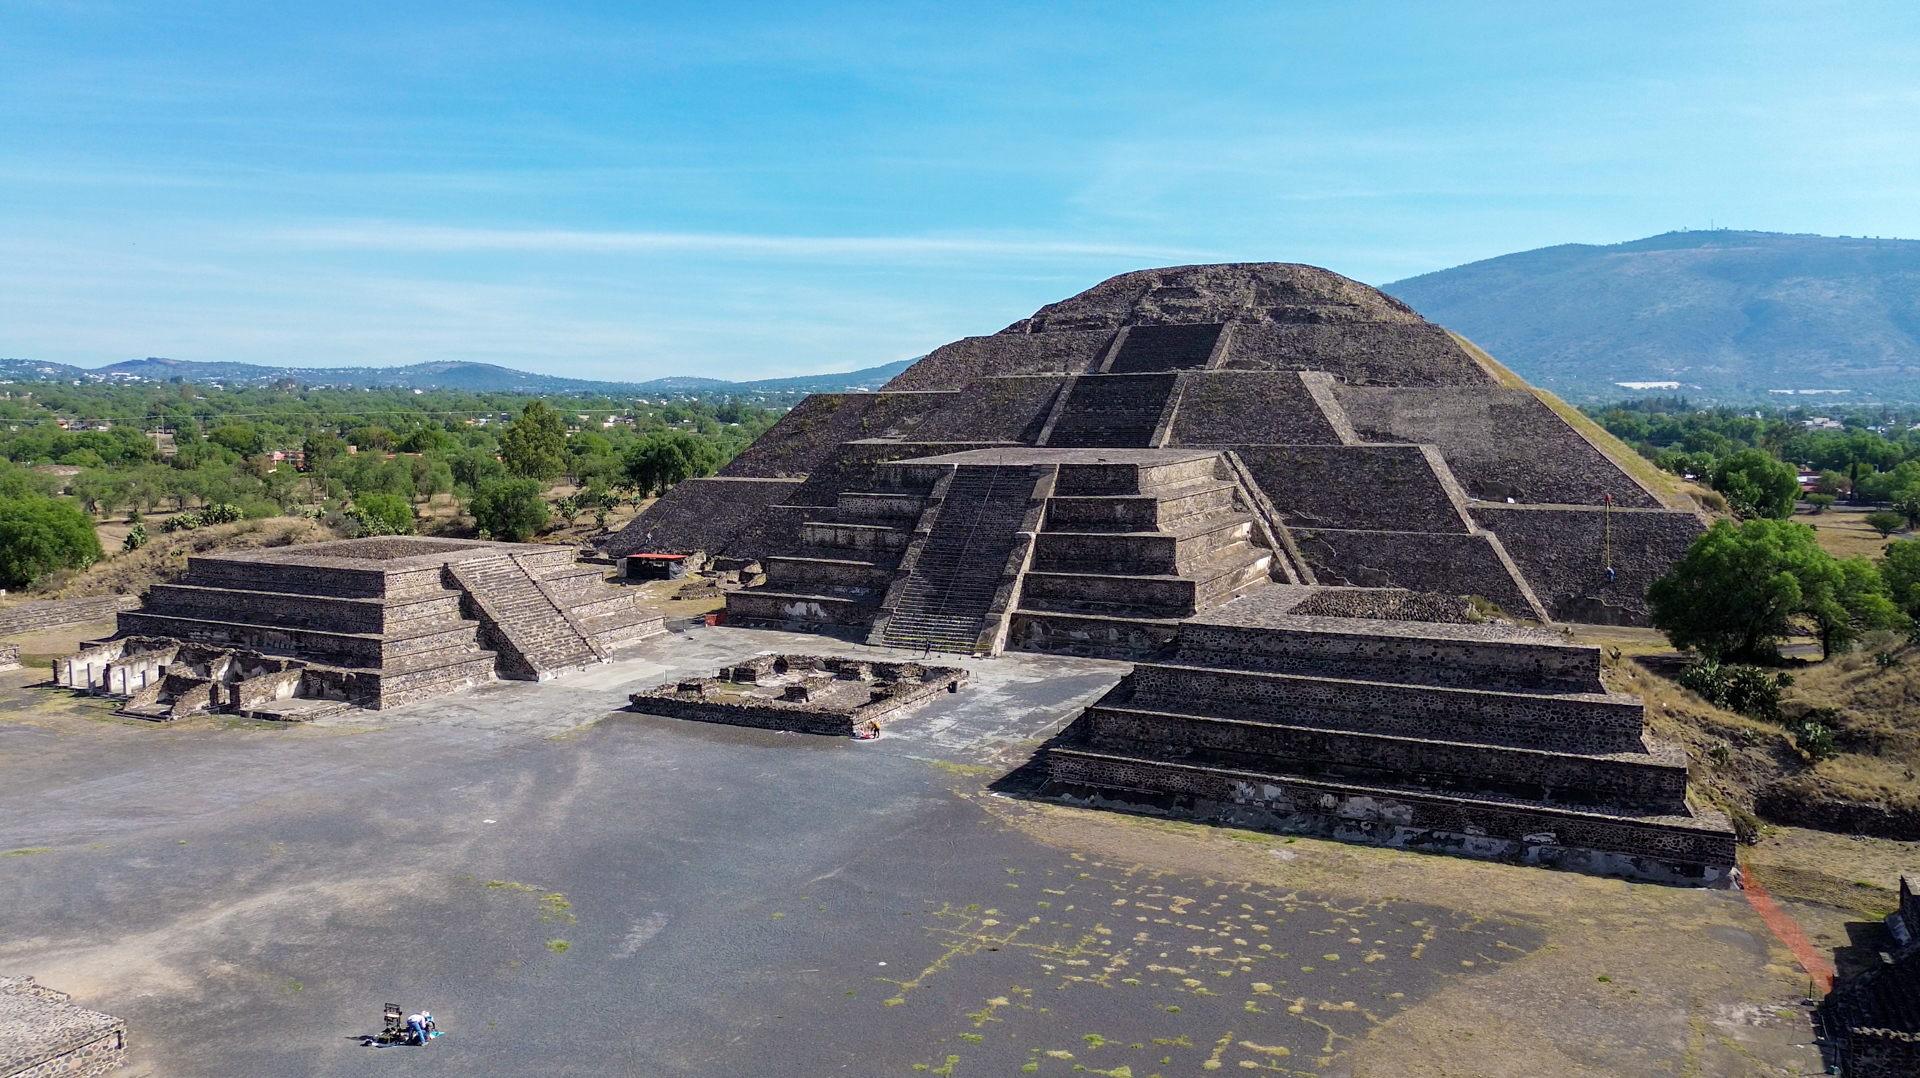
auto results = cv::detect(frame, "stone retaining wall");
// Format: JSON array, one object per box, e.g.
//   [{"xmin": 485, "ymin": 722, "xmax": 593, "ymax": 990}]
[
  {"xmin": 1175, "ymin": 615, "xmax": 1603, "ymax": 693},
  {"xmin": 1079, "ymin": 706, "xmax": 1686, "ymax": 808},
  {"xmin": 1127, "ymin": 663, "xmax": 1646, "ymax": 752},
  {"xmin": 1046, "ymin": 749, "xmax": 1736, "ymax": 885},
  {"xmin": 1235, "ymin": 446, "xmax": 1472, "ymax": 533},
  {"xmin": 1471, "ymin": 505, "xmax": 1703, "ymax": 626},
  {"xmin": 882, "ymin": 331, "xmax": 1114, "ymax": 389},
  {"xmin": 0, "ymin": 595, "xmax": 140, "ymax": 636},
  {"xmin": 1290, "ymin": 529, "xmax": 1533, "ymax": 617},
  {"xmin": 1336, "ymin": 386, "xmax": 1664, "ymax": 508},
  {"xmin": 1220, "ymin": 322, "xmax": 1494, "ymax": 386},
  {"xmin": 1165, "ymin": 371, "xmax": 1344, "ymax": 445}
]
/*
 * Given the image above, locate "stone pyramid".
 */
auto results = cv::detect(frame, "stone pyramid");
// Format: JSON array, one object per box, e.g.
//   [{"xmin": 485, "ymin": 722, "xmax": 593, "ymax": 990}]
[
  {"xmin": 608, "ymin": 263, "xmax": 1734, "ymax": 885},
  {"xmin": 609, "ymin": 262, "xmax": 1704, "ymax": 653}
]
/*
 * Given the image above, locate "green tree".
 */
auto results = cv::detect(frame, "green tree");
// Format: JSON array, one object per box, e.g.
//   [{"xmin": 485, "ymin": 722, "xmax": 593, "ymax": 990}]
[
  {"xmin": 1805, "ymin": 493, "xmax": 1836, "ymax": 514},
  {"xmin": 352, "ymin": 492, "xmax": 416, "ymax": 536},
  {"xmin": 623, "ymin": 431, "xmax": 721, "ymax": 496},
  {"xmin": 1648, "ymin": 518, "xmax": 1903, "ymax": 661},
  {"xmin": 499, "ymin": 401, "xmax": 567, "ymax": 483},
  {"xmin": 1866, "ymin": 510, "xmax": 1905, "ymax": 539},
  {"xmin": 0, "ymin": 494, "xmax": 102, "ymax": 588},
  {"xmin": 207, "ymin": 424, "xmax": 265, "ymax": 457},
  {"xmin": 1710, "ymin": 449, "xmax": 1799, "ymax": 520},
  {"xmin": 302, "ymin": 430, "xmax": 344, "ymax": 487},
  {"xmin": 1816, "ymin": 555, "xmax": 1903, "ymax": 658},
  {"xmin": 469, "ymin": 477, "xmax": 549, "ymax": 542},
  {"xmin": 1881, "ymin": 539, "xmax": 1920, "ymax": 617},
  {"xmin": 1894, "ymin": 488, "xmax": 1920, "ymax": 530}
]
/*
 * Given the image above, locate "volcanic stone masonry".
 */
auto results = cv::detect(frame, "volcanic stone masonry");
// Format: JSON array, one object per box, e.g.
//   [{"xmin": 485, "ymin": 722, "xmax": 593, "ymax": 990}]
[
  {"xmin": 628, "ymin": 653, "xmax": 966, "ymax": 737},
  {"xmin": 55, "ymin": 536, "xmax": 665, "ymax": 717},
  {"xmin": 603, "ymin": 262, "xmax": 1734, "ymax": 885},
  {"xmin": 609, "ymin": 261, "xmax": 1706, "ymax": 645},
  {"xmin": 1, "ymin": 976, "xmax": 125, "ymax": 1078}
]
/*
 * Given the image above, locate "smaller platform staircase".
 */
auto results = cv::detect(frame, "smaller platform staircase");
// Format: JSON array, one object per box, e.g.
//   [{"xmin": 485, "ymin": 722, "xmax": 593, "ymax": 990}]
[{"xmin": 449, "ymin": 554, "xmax": 603, "ymax": 679}]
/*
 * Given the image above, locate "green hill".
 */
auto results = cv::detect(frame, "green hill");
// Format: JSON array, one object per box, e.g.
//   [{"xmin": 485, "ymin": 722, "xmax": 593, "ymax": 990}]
[{"xmin": 1384, "ymin": 230, "xmax": 1920, "ymax": 404}]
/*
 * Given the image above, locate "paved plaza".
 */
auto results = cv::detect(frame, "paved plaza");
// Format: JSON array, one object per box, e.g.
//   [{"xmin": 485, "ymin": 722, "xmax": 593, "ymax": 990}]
[{"xmin": 1, "ymin": 624, "xmax": 1823, "ymax": 1077}]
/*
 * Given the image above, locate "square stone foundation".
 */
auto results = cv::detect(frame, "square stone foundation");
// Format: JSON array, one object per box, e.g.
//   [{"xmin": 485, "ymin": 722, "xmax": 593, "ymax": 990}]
[{"xmin": 628, "ymin": 654, "xmax": 966, "ymax": 737}]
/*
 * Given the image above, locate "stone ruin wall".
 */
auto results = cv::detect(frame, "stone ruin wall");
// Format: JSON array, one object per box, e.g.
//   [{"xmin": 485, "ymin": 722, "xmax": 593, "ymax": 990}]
[
  {"xmin": 1470, "ymin": 505, "xmax": 1702, "ymax": 625},
  {"xmin": 1290, "ymin": 529, "xmax": 1537, "ymax": 619},
  {"xmin": 1164, "ymin": 371, "xmax": 1345, "ymax": 445},
  {"xmin": 1218, "ymin": 322, "xmax": 1495, "ymax": 386},
  {"xmin": 1334, "ymin": 385, "xmax": 1666, "ymax": 508},
  {"xmin": 1231, "ymin": 446, "xmax": 1472, "ymax": 534}
]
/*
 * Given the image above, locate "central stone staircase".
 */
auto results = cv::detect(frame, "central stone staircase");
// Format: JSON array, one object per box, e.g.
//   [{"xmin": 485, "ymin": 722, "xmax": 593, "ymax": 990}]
[
  {"xmin": 877, "ymin": 463, "xmax": 1041, "ymax": 653},
  {"xmin": 1045, "ymin": 374, "xmax": 1181, "ymax": 447}
]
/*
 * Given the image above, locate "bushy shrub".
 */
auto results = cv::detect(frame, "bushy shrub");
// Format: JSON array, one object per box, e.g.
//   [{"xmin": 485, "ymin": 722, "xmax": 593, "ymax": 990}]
[
  {"xmin": 1866, "ymin": 510, "xmax": 1905, "ymax": 538},
  {"xmin": 1786, "ymin": 709, "xmax": 1840, "ymax": 762},
  {"xmin": 348, "ymin": 492, "xmax": 415, "ymax": 537},
  {"xmin": 470, "ymin": 477, "xmax": 549, "ymax": 542},
  {"xmin": 0, "ymin": 493, "xmax": 102, "ymax": 588},
  {"xmin": 123, "ymin": 522, "xmax": 148, "ymax": 552},
  {"xmin": 1676, "ymin": 661, "xmax": 1792, "ymax": 721}
]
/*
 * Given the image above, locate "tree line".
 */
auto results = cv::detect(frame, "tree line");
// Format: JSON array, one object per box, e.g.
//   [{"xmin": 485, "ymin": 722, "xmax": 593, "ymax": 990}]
[{"xmin": 0, "ymin": 379, "xmax": 785, "ymax": 588}]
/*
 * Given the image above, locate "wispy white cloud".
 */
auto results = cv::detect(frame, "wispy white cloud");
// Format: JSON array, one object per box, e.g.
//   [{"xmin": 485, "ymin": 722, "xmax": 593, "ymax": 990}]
[{"xmin": 258, "ymin": 223, "xmax": 1198, "ymax": 263}]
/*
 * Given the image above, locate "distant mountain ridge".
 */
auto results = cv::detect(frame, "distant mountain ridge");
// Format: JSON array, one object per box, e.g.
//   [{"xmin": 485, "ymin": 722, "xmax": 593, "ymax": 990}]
[
  {"xmin": 0, "ymin": 356, "xmax": 916, "ymax": 397},
  {"xmin": 1384, "ymin": 230, "xmax": 1920, "ymax": 403}
]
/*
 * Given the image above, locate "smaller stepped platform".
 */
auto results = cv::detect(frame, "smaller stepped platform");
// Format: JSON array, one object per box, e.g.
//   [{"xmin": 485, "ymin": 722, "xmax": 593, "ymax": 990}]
[
  {"xmin": 628, "ymin": 653, "xmax": 965, "ymax": 737},
  {"xmin": 58, "ymin": 536, "xmax": 664, "ymax": 713},
  {"xmin": 726, "ymin": 482, "xmax": 934, "ymax": 634},
  {"xmin": 1039, "ymin": 586, "xmax": 1736, "ymax": 886},
  {"xmin": 1010, "ymin": 450, "xmax": 1274, "ymax": 659},
  {"xmin": 1, "ymin": 975, "xmax": 125, "ymax": 1078}
]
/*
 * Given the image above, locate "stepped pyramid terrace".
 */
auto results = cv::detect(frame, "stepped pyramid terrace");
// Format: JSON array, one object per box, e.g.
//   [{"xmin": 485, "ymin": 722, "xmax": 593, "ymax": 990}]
[
  {"xmin": 607, "ymin": 262, "xmax": 1736, "ymax": 884},
  {"xmin": 56, "ymin": 536, "xmax": 664, "ymax": 717}
]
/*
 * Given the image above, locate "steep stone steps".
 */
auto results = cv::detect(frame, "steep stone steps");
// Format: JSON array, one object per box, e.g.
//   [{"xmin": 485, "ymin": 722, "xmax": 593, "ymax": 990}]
[
  {"xmin": 878, "ymin": 464, "xmax": 1036, "ymax": 654},
  {"xmin": 1045, "ymin": 374, "xmax": 1180, "ymax": 448},
  {"xmin": 448, "ymin": 556, "xmax": 602, "ymax": 679},
  {"xmin": 1105, "ymin": 323, "xmax": 1224, "ymax": 374}
]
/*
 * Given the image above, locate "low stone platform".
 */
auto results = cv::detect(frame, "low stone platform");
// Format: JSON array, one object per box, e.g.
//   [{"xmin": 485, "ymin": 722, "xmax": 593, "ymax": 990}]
[
  {"xmin": 56, "ymin": 536, "xmax": 665, "ymax": 714},
  {"xmin": 628, "ymin": 654, "xmax": 966, "ymax": 737},
  {"xmin": 1, "ymin": 976, "xmax": 124, "ymax": 1078},
  {"xmin": 1039, "ymin": 587, "xmax": 1737, "ymax": 886}
]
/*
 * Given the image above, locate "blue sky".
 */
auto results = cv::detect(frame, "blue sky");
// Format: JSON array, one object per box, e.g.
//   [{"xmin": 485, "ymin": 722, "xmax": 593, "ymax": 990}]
[{"xmin": 3, "ymin": 1, "xmax": 1917, "ymax": 380}]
